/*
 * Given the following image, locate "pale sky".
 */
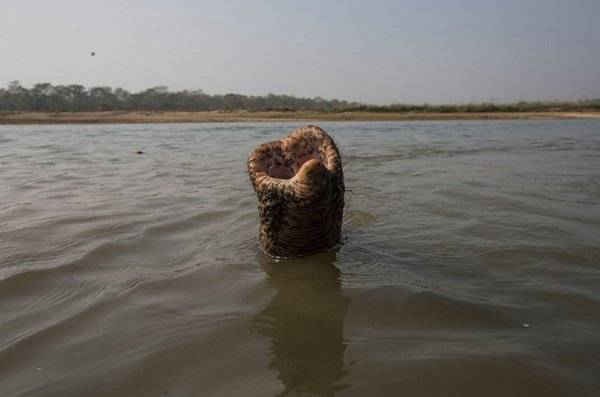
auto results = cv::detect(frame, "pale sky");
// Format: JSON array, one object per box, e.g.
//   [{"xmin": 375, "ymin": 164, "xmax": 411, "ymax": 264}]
[{"xmin": 1, "ymin": 0, "xmax": 599, "ymax": 104}]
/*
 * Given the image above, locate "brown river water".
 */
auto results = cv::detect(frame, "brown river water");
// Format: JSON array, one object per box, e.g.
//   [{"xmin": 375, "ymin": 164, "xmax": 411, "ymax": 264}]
[{"xmin": 1, "ymin": 121, "xmax": 599, "ymax": 396}]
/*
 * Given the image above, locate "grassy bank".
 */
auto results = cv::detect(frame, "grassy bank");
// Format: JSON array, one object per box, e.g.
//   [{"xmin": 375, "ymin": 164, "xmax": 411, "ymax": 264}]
[{"xmin": 2, "ymin": 110, "xmax": 600, "ymax": 125}]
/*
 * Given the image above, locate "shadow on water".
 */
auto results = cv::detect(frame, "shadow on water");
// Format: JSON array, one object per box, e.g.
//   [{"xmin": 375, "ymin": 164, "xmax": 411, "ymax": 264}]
[{"xmin": 254, "ymin": 251, "xmax": 350, "ymax": 396}]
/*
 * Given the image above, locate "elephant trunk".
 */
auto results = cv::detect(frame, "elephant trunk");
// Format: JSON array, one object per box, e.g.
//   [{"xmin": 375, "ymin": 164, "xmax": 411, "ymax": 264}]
[{"xmin": 248, "ymin": 125, "xmax": 345, "ymax": 257}]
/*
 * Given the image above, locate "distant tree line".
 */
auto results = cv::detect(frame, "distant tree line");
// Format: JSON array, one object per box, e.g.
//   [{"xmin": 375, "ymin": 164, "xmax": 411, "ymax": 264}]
[
  {"xmin": 353, "ymin": 100, "xmax": 600, "ymax": 113},
  {"xmin": 0, "ymin": 81, "xmax": 359, "ymax": 112},
  {"xmin": 1, "ymin": 81, "xmax": 599, "ymax": 113}
]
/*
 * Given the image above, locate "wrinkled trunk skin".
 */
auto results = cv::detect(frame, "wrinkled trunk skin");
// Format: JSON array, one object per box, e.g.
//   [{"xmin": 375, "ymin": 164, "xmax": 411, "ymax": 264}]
[{"xmin": 248, "ymin": 125, "xmax": 345, "ymax": 257}]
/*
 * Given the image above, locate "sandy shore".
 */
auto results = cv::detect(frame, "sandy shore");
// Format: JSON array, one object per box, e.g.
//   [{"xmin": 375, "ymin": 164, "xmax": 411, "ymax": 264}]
[{"xmin": 1, "ymin": 110, "xmax": 600, "ymax": 124}]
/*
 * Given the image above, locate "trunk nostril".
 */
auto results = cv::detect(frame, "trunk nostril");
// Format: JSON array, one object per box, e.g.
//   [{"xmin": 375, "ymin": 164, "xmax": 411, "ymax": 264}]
[
  {"xmin": 266, "ymin": 151, "xmax": 323, "ymax": 179},
  {"xmin": 268, "ymin": 165, "xmax": 294, "ymax": 179}
]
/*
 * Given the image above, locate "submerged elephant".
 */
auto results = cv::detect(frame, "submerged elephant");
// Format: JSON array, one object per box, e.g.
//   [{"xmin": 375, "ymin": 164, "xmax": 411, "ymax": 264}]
[{"xmin": 247, "ymin": 125, "xmax": 345, "ymax": 257}]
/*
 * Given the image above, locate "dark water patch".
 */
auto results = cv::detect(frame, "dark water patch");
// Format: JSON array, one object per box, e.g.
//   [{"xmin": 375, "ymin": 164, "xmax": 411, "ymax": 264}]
[
  {"xmin": 523, "ymin": 289, "xmax": 600, "ymax": 322},
  {"xmin": 0, "ymin": 262, "xmax": 270, "ymax": 397},
  {"xmin": 347, "ymin": 286, "xmax": 514, "ymax": 330},
  {"xmin": 0, "ymin": 281, "xmax": 107, "ymax": 355},
  {"xmin": 480, "ymin": 245, "xmax": 600, "ymax": 272},
  {"xmin": 342, "ymin": 354, "xmax": 595, "ymax": 397}
]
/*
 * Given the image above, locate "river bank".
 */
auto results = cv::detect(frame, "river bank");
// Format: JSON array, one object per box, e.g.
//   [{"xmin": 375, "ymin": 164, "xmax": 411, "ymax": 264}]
[{"xmin": 2, "ymin": 110, "xmax": 600, "ymax": 124}]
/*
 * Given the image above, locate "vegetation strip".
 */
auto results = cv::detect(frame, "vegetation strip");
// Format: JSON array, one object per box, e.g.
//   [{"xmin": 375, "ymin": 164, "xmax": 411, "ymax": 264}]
[{"xmin": 1, "ymin": 81, "xmax": 599, "ymax": 123}]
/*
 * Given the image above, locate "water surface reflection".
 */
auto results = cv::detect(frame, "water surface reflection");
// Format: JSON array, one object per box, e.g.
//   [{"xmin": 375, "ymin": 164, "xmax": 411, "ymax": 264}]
[{"xmin": 255, "ymin": 252, "xmax": 349, "ymax": 396}]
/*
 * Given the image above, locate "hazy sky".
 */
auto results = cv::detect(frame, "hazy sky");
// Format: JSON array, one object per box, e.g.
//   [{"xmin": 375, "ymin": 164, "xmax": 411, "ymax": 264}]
[{"xmin": 1, "ymin": 0, "xmax": 599, "ymax": 104}]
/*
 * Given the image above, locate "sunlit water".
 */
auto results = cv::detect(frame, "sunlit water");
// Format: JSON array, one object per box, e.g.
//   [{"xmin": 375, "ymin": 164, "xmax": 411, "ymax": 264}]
[{"xmin": 1, "ymin": 121, "xmax": 599, "ymax": 396}]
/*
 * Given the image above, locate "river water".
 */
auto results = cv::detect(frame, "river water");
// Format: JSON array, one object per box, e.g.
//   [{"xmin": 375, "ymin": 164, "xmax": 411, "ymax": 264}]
[{"xmin": 1, "ymin": 121, "xmax": 599, "ymax": 396}]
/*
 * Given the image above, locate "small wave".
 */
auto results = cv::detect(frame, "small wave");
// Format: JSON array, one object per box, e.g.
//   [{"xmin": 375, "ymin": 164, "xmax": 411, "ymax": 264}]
[
  {"xmin": 344, "ymin": 210, "xmax": 377, "ymax": 228},
  {"xmin": 348, "ymin": 286, "xmax": 515, "ymax": 330},
  {"xmin": 345, "ymin": 145, "xmax": 514, "ymax": 165},
  {"xmin": 140, "ymin": 209, "xmax": 235, "ymax": 237}
]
